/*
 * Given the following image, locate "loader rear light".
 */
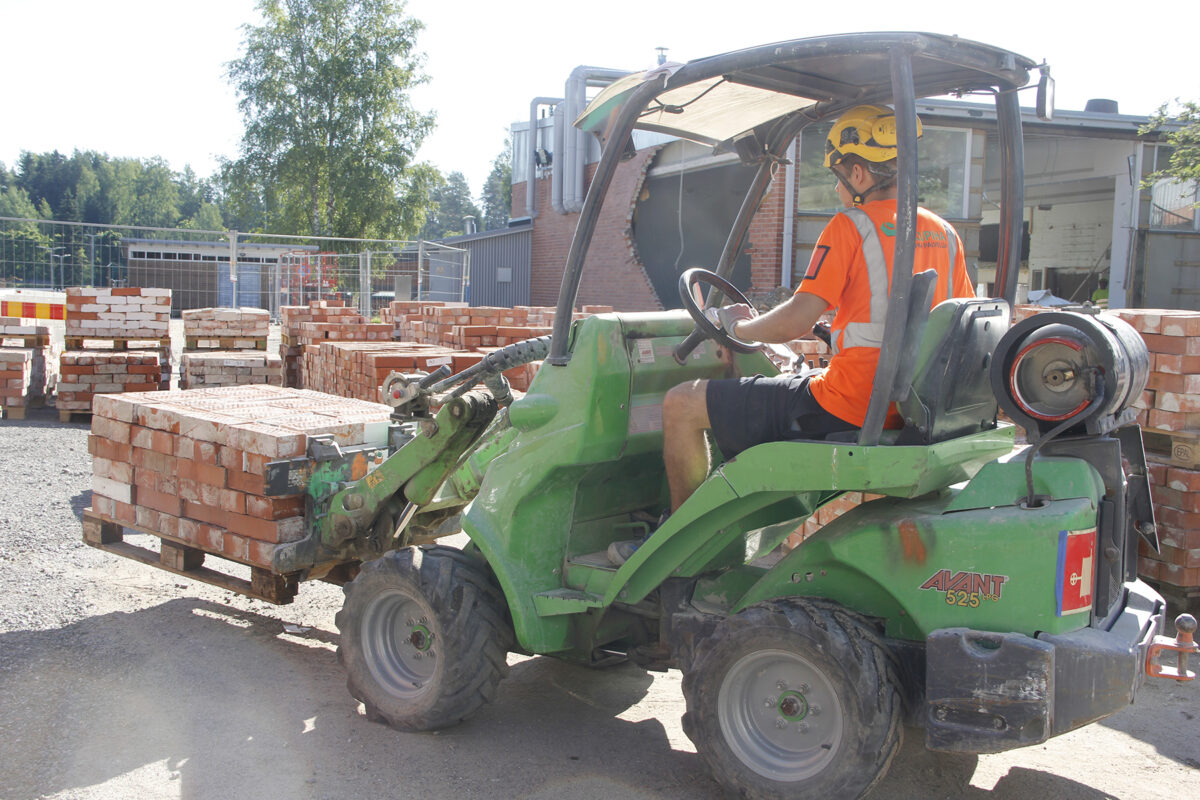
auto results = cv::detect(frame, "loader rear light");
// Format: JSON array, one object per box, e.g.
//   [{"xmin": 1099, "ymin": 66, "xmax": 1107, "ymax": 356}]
[{"xmin": 1056, "ymin": 528, "xmax": 1096, "ymax": 617}]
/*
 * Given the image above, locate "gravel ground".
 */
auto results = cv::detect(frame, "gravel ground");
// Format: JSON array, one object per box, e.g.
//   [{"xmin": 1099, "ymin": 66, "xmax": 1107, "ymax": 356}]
[{"xmin": 1, "ymin": 400, "xmax": 1198, "ymax": 799}]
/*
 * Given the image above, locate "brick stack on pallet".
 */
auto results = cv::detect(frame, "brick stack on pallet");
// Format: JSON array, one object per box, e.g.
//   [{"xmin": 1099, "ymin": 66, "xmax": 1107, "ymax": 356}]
[
  {"xmin": 1109, "ymin": 308, "xmax": 1200, "ymax": 607},
  {"xmin": 57, "ymin": 288, "xmax": 171, "ymax": 420},
  {"xmin": 279, "ymin": 300, "xmax": 365, "ymax": 388},
  {"xmin": 180, "ymin": 308, "xmax": 282, "ymax": 390},
  {"xmin": 84, "ymin": 384, "xmax": 393, "ymax": 603},
  {"xmin": 304, "ymin": 342, "xmax": 458, "ymax": 403},
  {"xmin": 0, "ymin": 317, "xmax": 59, "ymax": 419}
]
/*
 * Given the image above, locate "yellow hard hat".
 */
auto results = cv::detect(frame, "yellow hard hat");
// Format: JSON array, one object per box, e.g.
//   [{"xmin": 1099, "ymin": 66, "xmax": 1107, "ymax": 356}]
[{"xmin": 823, "ymin": 104, "xmax": 923, "ymax": 168}]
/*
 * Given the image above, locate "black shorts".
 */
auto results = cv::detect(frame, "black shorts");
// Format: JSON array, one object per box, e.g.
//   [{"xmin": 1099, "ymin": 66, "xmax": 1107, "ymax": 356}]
[{"xmin": 706, "ymin": 374, "xmax": 858, "ymax": 459}]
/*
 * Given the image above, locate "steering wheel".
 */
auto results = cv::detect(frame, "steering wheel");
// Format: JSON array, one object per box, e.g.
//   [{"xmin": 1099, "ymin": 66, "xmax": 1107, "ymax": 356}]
[{"xmin": 675, "ymin": 269, "xmax": 762, "ymax": 363}]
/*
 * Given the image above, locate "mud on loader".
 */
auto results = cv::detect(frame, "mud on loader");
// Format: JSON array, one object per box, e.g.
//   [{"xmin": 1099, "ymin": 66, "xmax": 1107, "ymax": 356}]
[{"xmin": 256, "ymin": 33, "xmax": 1196, "ymax": 800}]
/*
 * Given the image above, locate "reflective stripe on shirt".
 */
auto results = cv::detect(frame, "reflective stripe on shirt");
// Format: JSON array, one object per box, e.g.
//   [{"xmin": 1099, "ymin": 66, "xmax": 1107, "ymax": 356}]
[{"xmin": 830, "ymin": 210, "xmax": 960, "ymax": 354}]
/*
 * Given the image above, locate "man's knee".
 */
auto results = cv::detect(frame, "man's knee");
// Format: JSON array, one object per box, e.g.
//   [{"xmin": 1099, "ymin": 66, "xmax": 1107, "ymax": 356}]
[{"xmin": 664, "ymin": 380, "xmax": 710, "ymax": 430}]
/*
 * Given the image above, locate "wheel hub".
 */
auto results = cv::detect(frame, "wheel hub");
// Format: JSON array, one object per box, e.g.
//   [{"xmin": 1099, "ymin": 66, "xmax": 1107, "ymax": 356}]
[
  {"xmin": 718, "ymin": 648, "xmax": 844, "ymax": 782},
  {"xmin": 361, "ymin": 590, "xmax": 438, "ymax": 697},
  {"xmin": 409, "ymin": 623, "xmax": 433, "ymax": 651},
  {"xmin": 778, "ymin": 690, "xmax": 809, "ymax": 721}
]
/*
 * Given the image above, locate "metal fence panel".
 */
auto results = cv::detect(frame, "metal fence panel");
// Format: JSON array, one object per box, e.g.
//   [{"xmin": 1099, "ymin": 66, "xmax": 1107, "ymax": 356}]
[{"xmin": 0, "ymin": 217, "xmax": 468, "ymax": 319}]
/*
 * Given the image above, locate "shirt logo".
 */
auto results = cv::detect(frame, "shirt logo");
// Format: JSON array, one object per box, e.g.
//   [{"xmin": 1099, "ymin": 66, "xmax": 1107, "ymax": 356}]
[
  {"xmin": 804, "ymin": 245, "xmax": 830, "ymax": 281},
  {"xmin": 881, "ymin": 221, "xmax": 896, "ymax": 237}
]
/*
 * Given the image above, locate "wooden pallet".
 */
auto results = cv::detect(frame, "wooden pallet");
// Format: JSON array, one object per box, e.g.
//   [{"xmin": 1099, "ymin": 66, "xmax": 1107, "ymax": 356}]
[
  {"xmin": 1147, "ymin": 578, "xmax": 1200, "ymax": 616},
  {"xmin": 1, "ymin": 405, "xmax": 27, "ymax": 420},
  {"xmin": 184, "ymin": 336, "xmax": 268, "ymax": 351},
  {"xmin": 0, "ymin": 334, "xmax": 51, "ymax": 348},
  {"xmin": 1142, "ymin": 428, "xmax": 1200, "ymax": 470},
  {"xmin": 81, "ymin": 508, "xmax": 299, "ymax": 605},
  {"xmin": 58, "ymin": 409, "xmax": 92, "ymax": 423},
  {"xmin": 64, "ymin": 336, "xmax": 171, "ymax": 351}
]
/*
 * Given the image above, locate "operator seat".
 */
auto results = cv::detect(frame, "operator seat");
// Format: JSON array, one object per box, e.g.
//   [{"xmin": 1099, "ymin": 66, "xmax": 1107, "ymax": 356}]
[{"xmin": 892, "ymin": 297, "xmax": 1009, "ymax": 445}]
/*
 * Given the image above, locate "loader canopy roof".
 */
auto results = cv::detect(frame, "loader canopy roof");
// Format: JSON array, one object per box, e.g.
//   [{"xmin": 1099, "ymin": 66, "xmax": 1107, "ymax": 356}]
[{"xmin": 575, "ymin": 32, "xmax": 1036, "ymax": 147}]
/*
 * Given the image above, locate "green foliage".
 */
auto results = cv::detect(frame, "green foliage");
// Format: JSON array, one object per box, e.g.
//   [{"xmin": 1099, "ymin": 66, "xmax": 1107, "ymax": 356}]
[
  {"xmin": 421, "ymin": 171, "xmax": 481, "ymax": 239},
  {"xmin": 6, "ymin": 150, "xmax": 217, "ymax": 228},
  {"xmin": 225, "ymin": 0, "xmax": 435, "ymax": 239},
  {"xmin": 481, "ymin": 139, "xmax": 513, "ymax": 231},
  {"xmin": 1140, "ymin": 100, "xmax": 1200, "ymax": 191}
]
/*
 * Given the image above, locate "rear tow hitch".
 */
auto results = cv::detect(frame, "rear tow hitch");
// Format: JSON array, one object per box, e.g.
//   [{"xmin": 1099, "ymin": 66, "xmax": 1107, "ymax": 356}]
[{"xmin": 1146, "ymin": 613, "xmax": 1198, "ymax": 681}]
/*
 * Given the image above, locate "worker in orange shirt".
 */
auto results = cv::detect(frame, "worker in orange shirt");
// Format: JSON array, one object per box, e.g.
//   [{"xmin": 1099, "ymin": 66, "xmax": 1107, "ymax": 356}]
[{"xmin": 610, "ymin": 106, "xmax": 974, "ymax": 563}]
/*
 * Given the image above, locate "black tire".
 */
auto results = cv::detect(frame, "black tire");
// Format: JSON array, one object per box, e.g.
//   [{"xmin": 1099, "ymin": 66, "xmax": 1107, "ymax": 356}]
[
  {"xmin": 336, "ymin": 545, "xmax": 513, "ymax": 730},
  {"xmin": 681, "ymin": 599, "xmax": 901, "ymax": 800}
]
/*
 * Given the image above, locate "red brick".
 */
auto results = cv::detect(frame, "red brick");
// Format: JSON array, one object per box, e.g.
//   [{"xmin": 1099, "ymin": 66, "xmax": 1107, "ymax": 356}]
[
  {"xmin": 245, "ymin": 494, "xmax": 305, "ymax": 521},
  {"xmin": 136, "ymin": 485, "xmax": 183, "ymax": 516},
  {"xmin": 184, "ymin": 500, "xmax": 228, "ymax": 528},
  {"xmin": 1166, "ymin": 466, "xmax": 1200, "ymax": 492},
  {"xmin": 1159, "ymin": 562, "xmax": 1200, "ymax": 587}
]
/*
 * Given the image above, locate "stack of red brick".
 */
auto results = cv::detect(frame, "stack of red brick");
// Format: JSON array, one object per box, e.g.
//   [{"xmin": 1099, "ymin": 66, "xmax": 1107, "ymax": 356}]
[
  {"xmin": 1108, "ymin": 308, "xmax": 1200, "ymax": 598},
  {"xmin": 0, "ymin": 317, "xmax": 58, "ymax": 419},
  {"xmin": 279, "ymin": 300, "xmax": 366, "ymax": 388},
  {"xmin": 304, "ymin": 342, "xmax": 458, "ymax": 402},
  {"xmin": 183, "ymin": 307, "xmax": 270, "ymax": 348},
  {"xmin": 58, "ymin": 288, "xmax": 171, "ymax": 416},
  {"xmin": 1144, "ymin": 462, "xmax": 1200, "ymax": 593},
  {"xmin": 88, "ymin": 384, "xmax": 392, "ymax": 570},
  {"xmin": 181, "ymin": 307, "xmax": 282, "ymax": 390},
  {"xmin": 65, "ymin": 287, "xmax": 171, "ymax": 342}
]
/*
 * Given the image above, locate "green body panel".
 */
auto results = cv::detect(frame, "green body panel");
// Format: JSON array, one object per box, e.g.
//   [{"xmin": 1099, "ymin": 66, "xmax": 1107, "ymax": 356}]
[
  {"xmin": 735, "ymin": 456, "xmax": 1105, "ymax": 640},
  {"xmin": 458, "ymin": 310, "xmax": 1102, "ymax": 658},
  {"xmin": 462, "ymin": 311, "xmax": 774, "ymax": 653}
]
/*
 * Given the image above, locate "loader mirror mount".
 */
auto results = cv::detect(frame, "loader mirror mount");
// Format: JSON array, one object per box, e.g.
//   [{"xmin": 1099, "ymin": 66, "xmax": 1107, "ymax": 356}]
[{"xmin": 1036, "ymin": 65, "xmax": 1054, "ymax": 121}]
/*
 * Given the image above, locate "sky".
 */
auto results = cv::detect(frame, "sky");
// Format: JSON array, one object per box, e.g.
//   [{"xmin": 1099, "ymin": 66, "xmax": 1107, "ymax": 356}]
[{"xmin": 2, "ymin": 0, "xmax": 1197, "ymax": 198}]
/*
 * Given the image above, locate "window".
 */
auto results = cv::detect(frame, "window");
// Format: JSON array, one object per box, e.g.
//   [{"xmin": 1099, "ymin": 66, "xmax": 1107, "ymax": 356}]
[
  {"xmin": 794, "ymin": 123, "xmax": 971, "ymax": 219},
  {"xmin": 1149, "ymin": 145, "xmax": 1198, "ymax": 230}
]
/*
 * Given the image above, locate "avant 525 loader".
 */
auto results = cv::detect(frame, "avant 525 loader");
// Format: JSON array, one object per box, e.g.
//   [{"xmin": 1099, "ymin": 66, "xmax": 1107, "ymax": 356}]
[{"xmin": 258, "ymin": 32, "xmax": 1193, "ymax": 800}]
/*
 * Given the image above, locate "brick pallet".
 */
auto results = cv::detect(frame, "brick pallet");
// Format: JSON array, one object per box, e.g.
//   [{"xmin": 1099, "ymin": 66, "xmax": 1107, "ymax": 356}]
[
  {"xmin": 278, "ymin": 300, "xmax": 366, "ymax": 388},
  {"xmin": 183, "ymin": 307, "xmax": 270, "ymax": 351},
  {"xmin": 180, "ymin": 308, "xmax": 281, "ymax": 390},
  {"xmin": 57, "ymin": 351, "xmax": 166, "ymax": 420},
  {"xmin": 0, "ymin": 317, "xmax": 59, "ymax": 419},
  {"xmin": 303, "ymin": 341, "xmax": 457, "ymax": 403},
  {"xmin": 84, "ymin": 384, "xmax": 393, "ymax": 603},
  {"xmin": 59, "ymin": 288, "xmax": 174, "ymax": 420},
  {"xmin": 180, "ymin": 351, "xmax": 284, "ymax": 390}
]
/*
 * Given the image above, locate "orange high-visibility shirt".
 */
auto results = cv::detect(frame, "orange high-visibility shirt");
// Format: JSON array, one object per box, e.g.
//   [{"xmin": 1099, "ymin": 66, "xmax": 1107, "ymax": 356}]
[{"xmin": 796, "ymin": 200, "xmax": 974, "ymax": 427}]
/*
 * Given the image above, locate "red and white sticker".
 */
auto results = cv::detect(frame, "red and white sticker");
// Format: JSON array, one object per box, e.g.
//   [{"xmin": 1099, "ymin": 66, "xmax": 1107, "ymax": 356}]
[{"xmin": 1057, "ymin": 528, "xmax": 1096, "ymax": 616}]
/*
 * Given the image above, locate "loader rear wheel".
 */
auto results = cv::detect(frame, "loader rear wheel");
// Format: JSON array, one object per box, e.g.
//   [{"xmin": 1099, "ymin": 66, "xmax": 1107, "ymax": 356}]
[
  {"xmin": 681, "ymin": 599, "xmax": 901, "ymax": 800},
  {"xmin": 336, "ymin": 545, "xmax": 513, "ymax": 730}
]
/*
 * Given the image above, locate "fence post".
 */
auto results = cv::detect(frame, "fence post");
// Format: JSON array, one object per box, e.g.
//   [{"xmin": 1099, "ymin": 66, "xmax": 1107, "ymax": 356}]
[
  {"xmin": 360, "ymin": 250, "xmax": 370, "ymax": 317},
  {"xmin": 417, "ymin": 240, "xmax": 425, "ymax": 301},
  {"xmin": 228, "ymin": 230, "xmax": 239, "ymax": 307}
]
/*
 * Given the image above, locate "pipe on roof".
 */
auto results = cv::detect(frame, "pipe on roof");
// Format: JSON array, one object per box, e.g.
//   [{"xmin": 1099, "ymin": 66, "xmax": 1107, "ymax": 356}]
[
  {"xmin": 552, "ymin": 100, "xmax": 568, "ymax": 214},
  {"xmin": 526, "ymin": 97, "xmax": 562, "ymax": 218},
  {"xmin": 562, "ymin": 66, "xmax": 629, "ymax": 214}
]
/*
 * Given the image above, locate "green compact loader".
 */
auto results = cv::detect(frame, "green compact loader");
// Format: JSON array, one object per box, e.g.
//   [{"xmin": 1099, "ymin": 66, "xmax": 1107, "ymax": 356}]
[{"xmin": 261, "ymin": 32, "xmax": 1194, "ymax": 800}]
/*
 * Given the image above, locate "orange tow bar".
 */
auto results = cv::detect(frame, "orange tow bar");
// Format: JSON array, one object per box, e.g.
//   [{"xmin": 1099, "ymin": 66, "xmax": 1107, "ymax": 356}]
[{"xmin": 1146, "ymin": 613, "xmax": 1198, "ymax": 681}]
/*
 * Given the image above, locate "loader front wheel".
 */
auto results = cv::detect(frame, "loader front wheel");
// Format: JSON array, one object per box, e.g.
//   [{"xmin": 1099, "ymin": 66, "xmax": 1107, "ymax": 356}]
[
  {"xmin": 336, "ymin": 545, "xmax": 513, "ymax": 730},
  {"xmin": 681, "ymin": 599, "xmax": 901, "ymax": 799}
]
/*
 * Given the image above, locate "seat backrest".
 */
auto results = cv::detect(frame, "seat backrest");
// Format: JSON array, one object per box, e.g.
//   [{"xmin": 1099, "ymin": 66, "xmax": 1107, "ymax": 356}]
[{"xmin": 894, "ymin": 298, "xmax": 1010, "ymax": 445}]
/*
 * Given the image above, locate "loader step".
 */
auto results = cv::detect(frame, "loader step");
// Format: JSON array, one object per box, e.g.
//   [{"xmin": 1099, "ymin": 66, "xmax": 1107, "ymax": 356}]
[{"xmin": 81, "ymin": 508, "xmax": 299, "ymax": 605}]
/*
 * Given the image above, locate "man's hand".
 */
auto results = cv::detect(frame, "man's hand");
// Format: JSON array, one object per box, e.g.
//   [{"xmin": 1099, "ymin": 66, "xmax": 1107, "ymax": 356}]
[{"xmin": 714, "ymin": 303, "xmax": 754, "ymax": 339}]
